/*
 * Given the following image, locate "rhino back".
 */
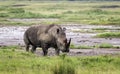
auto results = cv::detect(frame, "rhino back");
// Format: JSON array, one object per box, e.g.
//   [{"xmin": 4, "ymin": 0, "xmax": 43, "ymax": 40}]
[{"xmin": 24, "ymin": 25, "xmax": 61, "ymax": 47}]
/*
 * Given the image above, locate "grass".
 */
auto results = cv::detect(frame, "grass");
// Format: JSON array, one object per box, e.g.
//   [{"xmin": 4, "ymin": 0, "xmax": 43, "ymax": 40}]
[
  {"xmin": 72, "ymin": 27, "xmax": 120, "ymax": 33},
  {"xmin": 70, "ymin": 44, "xmax": 93, "ymax": 49},
  {"xmin": 95, "ymin": 32, "xmax": 120, "ymax": 38},
  {"xmin": 70, "ymin": 43, "xmax": 120, "ymax": 49},
  {"xmin": 0, "ymin": 46, "xmax": 120, "ymax": 74},
  {"xmin": 96, "ymin": 43, "xmax": 113, "ymax": 48},
  {"xmin": 72, "ymin": 29, "xmax": 105, "ymax": 33},
  {"xmin": 0, "ymin": 1, "xmax": 120, "ymax": 25}
]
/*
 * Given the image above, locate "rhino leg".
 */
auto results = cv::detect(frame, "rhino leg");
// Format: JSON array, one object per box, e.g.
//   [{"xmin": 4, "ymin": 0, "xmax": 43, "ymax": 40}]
[
  {"xmin": 43, "ymin": 49, "xmax": 48, "ymax": 56},
  {"xmin": 25, "ymin": 44, "xmax": 30, "ymax": 52},
  {"xmin": 55, "ymin": 49, "xmax": 60, "ymax": 56},
  {"xmin": 31, "ymin": 46, "xmax": 37, "ymax": 53},
  {"xmin": 41, "ymin": 43, "xmax": 49, "ymax": 56},
  {"xmin": 42, "ymin": 47, "xmax": 48, "ymax": 56},
  {"xmin": 41, "ymin": 45, "xmax": 48, "ymax": 56}
]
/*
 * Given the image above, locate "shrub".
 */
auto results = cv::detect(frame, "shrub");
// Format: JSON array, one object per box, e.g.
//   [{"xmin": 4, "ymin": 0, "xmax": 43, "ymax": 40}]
[{"xmin": 52, "ymin": 57, "xmax": 75, "ymax": 74}]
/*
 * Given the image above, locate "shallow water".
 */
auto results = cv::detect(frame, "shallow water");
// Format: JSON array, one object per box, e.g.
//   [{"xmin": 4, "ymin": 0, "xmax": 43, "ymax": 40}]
[{"xmin": 64, "ymin": 25, "xmax": 120, "ymax": 46}]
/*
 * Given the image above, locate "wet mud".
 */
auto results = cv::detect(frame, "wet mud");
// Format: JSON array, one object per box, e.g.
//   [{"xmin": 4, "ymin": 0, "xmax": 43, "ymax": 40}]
[
  {"xmin": 35, "ymin": 48, "xmax": 120, "ymax": 56},
  {"xmin": 0, "ymin": 24, "xmax": 120, "ymax": 56}
]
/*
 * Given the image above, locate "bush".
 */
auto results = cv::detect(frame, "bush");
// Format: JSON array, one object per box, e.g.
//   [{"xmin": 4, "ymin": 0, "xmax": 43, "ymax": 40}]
[
  {"xmin": 52, "ymin": 57, "xmax": 75, "ymax": 74},
  {"xmin": 53, "ymin": 63, "xmax": 75, "ymax": 74}
]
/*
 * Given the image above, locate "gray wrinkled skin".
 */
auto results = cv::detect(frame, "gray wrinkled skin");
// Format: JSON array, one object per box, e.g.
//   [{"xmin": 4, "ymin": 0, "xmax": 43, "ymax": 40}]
[{"xmin": 24, "ymin": 24, "xmax": 71, "ymax": 56}]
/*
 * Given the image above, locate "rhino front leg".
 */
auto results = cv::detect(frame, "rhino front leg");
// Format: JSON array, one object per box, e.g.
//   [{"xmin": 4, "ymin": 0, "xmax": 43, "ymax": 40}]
[
  {"xmin": 41, "ymin": 44, "xmax": 48, "ymax": 56},
  {"xmin": 31, "ymin": 46, "xmax": 36, "ymax": 53},
  {"xmin": 42, "ymin": 48, "xmax": 48, "ymax": 56},
  {"xmin": 42, "ymin": 45, "xmax": 48, "ymax": 56}
]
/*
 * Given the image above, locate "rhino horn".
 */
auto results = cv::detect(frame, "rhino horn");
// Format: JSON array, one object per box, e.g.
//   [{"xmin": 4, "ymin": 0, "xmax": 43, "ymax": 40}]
[
  {"xmin": 65, "ymin": 38, "xmax": 71, "ymax": 52},
  {"xmin": 67, "ymin": 38, "xmax": 71, "ymax": 48}
]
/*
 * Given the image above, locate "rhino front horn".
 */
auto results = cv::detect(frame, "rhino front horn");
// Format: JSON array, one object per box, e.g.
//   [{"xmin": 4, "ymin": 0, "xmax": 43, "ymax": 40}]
[
  {"xmin": 66, "ymin": 38, "xmax": 71, "ymax": 52},
  {"xmin": 67, "ymin": 38, "xmax": 71, "ymax": 48}
]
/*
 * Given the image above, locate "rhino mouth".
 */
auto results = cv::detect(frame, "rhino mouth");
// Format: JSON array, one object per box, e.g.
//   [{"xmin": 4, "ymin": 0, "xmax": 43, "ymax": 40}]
[{"xmin": 61, "ymin": 38, "xmax": 71, "ymax": 53}]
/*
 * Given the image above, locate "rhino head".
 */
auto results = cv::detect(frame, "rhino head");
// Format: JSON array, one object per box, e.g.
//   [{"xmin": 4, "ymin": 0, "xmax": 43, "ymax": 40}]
[
  {"xmin": 55, "ymin": 28, "xmax": 71, "ymax": 53},
  {"xmin": 46, "ymin": 24, "xmax": 71, "ymax": 53}
]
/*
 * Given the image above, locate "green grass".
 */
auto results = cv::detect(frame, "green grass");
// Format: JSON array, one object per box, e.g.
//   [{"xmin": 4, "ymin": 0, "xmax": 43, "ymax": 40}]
[
  {"xmin": 0, "ymin": 46, "xmax": 120, "ymax": 74},
  {"xmin": 70, "ymin": 44, "xmax": 93, "ymax": 49},
  {"xmin": 96, "ymin": 43, "xmax": 113, "ymax": 48},
  {"xmin": 0, "ymin": 1, "xmax": 120, "ymax": 25},
  {"xmin": 70, "ymin": 43, "xmax": 120, "ymax": 49},
  {"xmin": 95, "ymin": 32, "xmax": 120, "ymax": 38},
  {"xmin": 72, "ymin": 29, "xmax": 105, "ymax": 33},
  {"xmin": 72, "ymin": 27, "xmax": 120, "ymax": 33}
]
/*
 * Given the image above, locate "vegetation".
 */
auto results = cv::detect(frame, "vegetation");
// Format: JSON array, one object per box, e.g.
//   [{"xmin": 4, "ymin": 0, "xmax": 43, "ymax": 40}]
[
  {"xmin": 70, "ymin": 44, "xmax": 93, "ymax": 49},
  {"xmin": 95, "ymin": 32, "xmax": 120, "ymax": 38},
  {"xmin": 96, "ymin": 43, "xmax": 113, "ymax": 48},
  {"xmin": 0, "ymin": 46, "xmax": 120, "ymax": 74},
  {"xmin": 70, "ymin": 43, "xmax": 120, "ymax": 49},
  {"xmin": 72, "ymin": 29, "xmax": 105, "ymax": 33},
  {"xmin": 0, "ymin": 1, "xmax": 120, "ymax": 25}
]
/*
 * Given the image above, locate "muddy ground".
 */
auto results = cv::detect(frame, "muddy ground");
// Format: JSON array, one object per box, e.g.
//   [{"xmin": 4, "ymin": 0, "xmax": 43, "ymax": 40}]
[{"xmin": 0, "ymin": 24, "xmax": 120, "ymax": 56}]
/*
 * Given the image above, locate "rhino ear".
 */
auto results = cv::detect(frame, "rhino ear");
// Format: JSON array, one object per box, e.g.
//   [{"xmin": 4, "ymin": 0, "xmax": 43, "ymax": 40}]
[{"xmin": 63, "ymin": 27, "xmax": 66, "ymax": 32}]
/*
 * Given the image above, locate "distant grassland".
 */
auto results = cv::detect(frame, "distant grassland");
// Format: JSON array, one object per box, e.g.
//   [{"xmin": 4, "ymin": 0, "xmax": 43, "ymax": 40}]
[
  {"xmin": 0, "ymin": 1, "xmax": 120, "ymax": 25},
  {"xmin": 0, "ymin": 46, "xmax": 120, "ymax": 74},
  {"xmin": 95, "ymin": 32, "xmax": 120, "ymax": 38}
]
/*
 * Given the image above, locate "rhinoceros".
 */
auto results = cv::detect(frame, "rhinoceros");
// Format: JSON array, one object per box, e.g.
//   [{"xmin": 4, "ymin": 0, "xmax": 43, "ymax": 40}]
[{"xmin": 24, "ymin": 24, "xmax": 71, "ymax": 56}]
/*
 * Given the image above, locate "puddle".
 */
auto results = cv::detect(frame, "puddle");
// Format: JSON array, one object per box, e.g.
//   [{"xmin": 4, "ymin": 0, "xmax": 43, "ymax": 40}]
[
  {"xmin": 0, "ymin": 24, "xmax": 120, "ymax": 47},
  {"xmin": 64, "ymin": 25, "xmax": 120, "ymax": 46},
  {"xmin": 0, "ymin": 26, "xmax": 27, "ymax": 46}
]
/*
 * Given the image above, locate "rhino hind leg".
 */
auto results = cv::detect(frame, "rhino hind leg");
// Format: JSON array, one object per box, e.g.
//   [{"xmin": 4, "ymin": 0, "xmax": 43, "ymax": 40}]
[
  {"xmin": 24, "ymin": 34, "xmax": 30, "ymax": 52},
  {"xmin": 31, "ymin": 46, "xmax": 37, "ymax": 53},
  {"xmin": 25, "ymin": 44, "xmax": 30, "ymax": 52}
]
